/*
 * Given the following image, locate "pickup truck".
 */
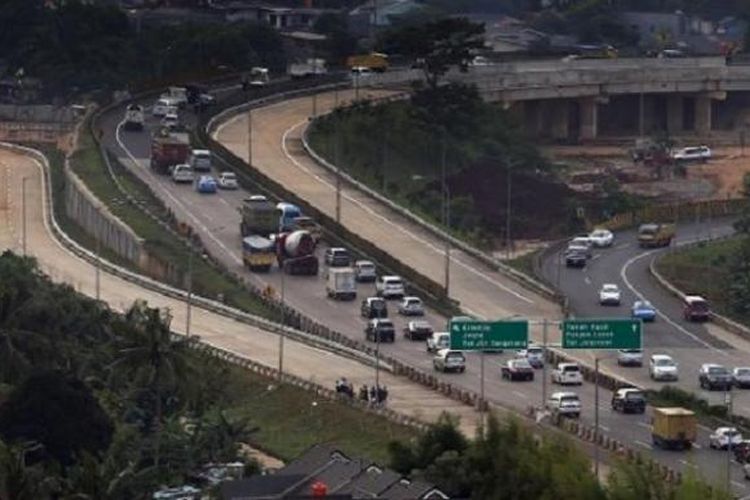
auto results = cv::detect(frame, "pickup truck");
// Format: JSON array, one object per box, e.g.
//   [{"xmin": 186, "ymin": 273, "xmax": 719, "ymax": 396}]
[{"xmin": 551, "ymin": 363, "xmax": 583, "ymax": 385}]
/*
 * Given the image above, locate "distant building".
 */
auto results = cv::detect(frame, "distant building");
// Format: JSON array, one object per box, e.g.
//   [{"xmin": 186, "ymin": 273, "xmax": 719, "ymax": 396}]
[
  {"xmin": 209, "ymin": 1, "xmax": 335, "ymax": 29},
  {"xmin": 348, "ymin": 0, "xmax": 421, "ymax": 37},
  {"xmin": 220, "ymin": 444, "xmax": 448, "ymax": 500}
]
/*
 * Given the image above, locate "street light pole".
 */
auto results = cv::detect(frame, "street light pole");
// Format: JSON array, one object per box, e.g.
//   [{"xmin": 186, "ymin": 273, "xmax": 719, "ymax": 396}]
[
  {"xmin": 441, "ymin": 135, "xmax": 450, "ymax": 295},
  {"xmin": 541, "ymin": 319, "xmax": 548, "ymax": 409},
  {"xmin": 279, "ymin": 259, "xmax": 286, "ymax": 378},
  {"xmin": 312, "ymin": 92, "xmax": 317, "ymax": 119},
  {"xmin": 594, "ymin": 357, "xmax": 601, "ymax": 479},
  {"xmin": 726, "ymin": 387, "xmax": 734, "ymax": 493},
  {"xmin": 375, "ymin": 326, "xmax": 381, "ymax": 390},
  {"xmin": 21, "ymin": 176, "xmax": 28, "ymax": 256},
  {"xmin": 506, "ymin": 163, "xmax": 512, "ymax": 260},
  {"xmin": 186, "ymin": 244, "xmax": 193, "ymax": 337},
  {"xmin": 95, "ymin": 235, "xmax": 101, "ymax": 302},
  {"xmin": 247, "ymin": 110, "xmax": 252, "ymax": 165},
  {"xmin": 335, "ymin": 114, "xmax": 341, "ymax": 224}
]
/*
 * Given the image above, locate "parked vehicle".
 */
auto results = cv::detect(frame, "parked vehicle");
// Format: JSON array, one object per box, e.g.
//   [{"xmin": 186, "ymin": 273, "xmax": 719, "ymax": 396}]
[
  {"xmin": 426, "ymin": 332, "xmax": 450, "ymax": 353},
  {"xmin": 709, "ymin": 427, "xmax": 743, "ymax": 450},
  {"xmin": 376, "ymin": 275, "xmax": 405, "ymax": 299},
  {"xmin": 150, "ymin": 130, "xmax": 190, "ymax": 174},
  {"xmin": 242, "ymin": 236, "xmax": 275, "ymax": 272},
  {"xmin": 433, "ymin": 349, "xmax": 466, "ymax": 373},
  {"xmin": 638, "ymin": 223, "xmax": 675, "ymax": 248},
  {"xmin": 699, "ymin": 363, "xmax": 733, "ymax": 391},
  {"xmin": 551, "ymin": 363, "xmax": 583, "ymax": 385},
  {"xmin": 326, "ymin": 267, "xmax": 356, "ymax": 301},
  {"xmin": 171, "ymin": 164, "xmax": 193, "ymax": 184},
  {"xmin": 277, "ymin": 202, "xmax": 302, "ymax": 232},
  {"xmin": 617, "ymin": 349, "xmax": 643, "ymax": 367},
  {"xmin": 684, "ymin": 295, "xmax": 710, "ymax": 321},
  {"xmin": 631, "ymin": 300, "xmax": 656, "ymax": 321},
  {"xmin": 195, "ymin": 175, "xmax": 217, "ymax": 194},
  {"xmin": 547, "ymin": 392, "xmax": 581, "ymax": 418},
  {"xmin": 734, "ymin": 367, "xmax": 750, "ymax": 389},
  {"xmin": 403, "ymin": 320, "xmax": 433, "ymax": 341},
  {"xmin": 239, "ymin": 197, "xmax": 278, "ymax": 238},
  {"xmin": 599, "ymin": 283, "xmax": 621, "ymax": 306},
  {"xmin": 190, "ymin": 149, "xmax": 212, "ymax": 172},
  {"xmin": 501, "ymin": 359, "xmax": 534, "ymax": 381},
  {"xmin": 123, "ymin": 104, "xmax": 144, "ymax": 131},
  {"xmin": 671, "ymin": 145, "xmax": 711, "ymax": 162},
  {"xmin": 565, "ymin": 250, "xmax": 587, "ymax": 268},
  {"xmin": 650, "ymin": 354, "xmax": 679, "ymax": 381},
  {"xmin": 516, "ymin": 344, "xmax": 544, "ymax": 368},
  {"xmin": 398, "ymin": 296, "xmax": 424, "ymax": 316},
  {"xmin": 292, "ymin": 216, "xmax": 321, "ymax": 244},
  {"xmin": 652, "ymin": 407, "xmax": 696, "ymax": 450},
  {"xmin": 611, "ymin": 388, "xmax": 646, "ymax": 414},
  {"xmin": 365, "ymin": 319, "xmax": 395, "ymax": 343},
  {"xmin": 361, "ymin": 297, "xmax": 387, "ymax": 319},
  {"xmin": 217, "ymin": 172, "xmax": 238, "ymax": 190},
  {"xmin": 276, "ymin": 230, "xmax": 318, "ymax": 275},
  {"xmin": 288, "ymin": 58, "xmax": 327, "ymax": 79},
  {"xmin": 354, "ymin": 260, "xmax": 377, "ymax": 282},
  {"xmin": 324, "ymin": 247, "xmax": 351, "ymax": 267},
  {"xmin": 346, "ymin": 53, "xmax": 389, "ymax": 72},
  {"xmin": 588, "ymin": 228, "xmax": 614, "ymax": 247}
]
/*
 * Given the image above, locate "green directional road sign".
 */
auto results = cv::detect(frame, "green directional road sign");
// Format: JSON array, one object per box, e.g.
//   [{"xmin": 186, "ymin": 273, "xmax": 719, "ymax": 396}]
[
  {"xmin": 449, "ymin": 320, "xmax": 528, "ymax": 351},
  {"xmin": 562, "ymin": 318, "xmax": 642, "ymax": 350}
]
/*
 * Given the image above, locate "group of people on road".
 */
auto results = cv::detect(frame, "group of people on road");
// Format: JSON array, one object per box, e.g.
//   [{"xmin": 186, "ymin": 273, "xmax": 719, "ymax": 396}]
[{"xmin": 334, "ymin": 378, "xmax": 388, "ymax": 407}]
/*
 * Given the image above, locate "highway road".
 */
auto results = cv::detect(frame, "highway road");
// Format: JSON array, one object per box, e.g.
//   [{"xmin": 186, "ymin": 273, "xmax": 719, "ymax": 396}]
[{"xmin": 91, "ymin": 83, "xmax": 750, "ymax": 492}]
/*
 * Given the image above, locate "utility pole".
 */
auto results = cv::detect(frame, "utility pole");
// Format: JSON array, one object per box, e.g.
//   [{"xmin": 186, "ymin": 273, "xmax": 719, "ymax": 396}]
[
  {"xmin": 186, "ymin": 244, "xmax": 193, "ymax": 337},
  {"xmin": 279, "ymin": 259, "xmax": 286, "ymax": 378},
  {"xmin": 541, "ymin": 320, "xmax": 548, "ymax": 409},
  {"xmin": 375, "ymin": 328, "xmax": 381, "ymax": 390},
  {"xmin": 21, "ymin": 176, "xmax": 28, "ymax": 256},
  {"xmin": 312, "ymin": 92, "xmax": 317, "ymax": 119},
  {"xmin": 441, "ymin": 134, "xmax": 450, "ymax": 295},
  {"xmin": 726, "ymin": 388, "xmax": 734, "ymax": 493},
  {"xmin": 335, "ymin": 116, "xmax": 342, "ymax": 224},
  {"xmin": 247, "ymin": 109, "xmax": 253, "ymax": 166},
  {"xmin": 594, "ymin": 357, "xmax": 601, "ymax": 480},
  {"xmin": 95, "ymin": 235, "xmax": 101, "ymax": 302},
  {"xmin": 505, "ymin": 163, "xmax": 512, "ymax": 260}
]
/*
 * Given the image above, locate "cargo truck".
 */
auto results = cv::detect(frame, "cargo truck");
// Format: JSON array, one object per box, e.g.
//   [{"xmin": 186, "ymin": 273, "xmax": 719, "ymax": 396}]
[
  {"xmin": 327, "ymin": 267, "xmax": 356, "ymax": 300},
  {"xmin": 637, "ymin": 223, "xmax": 675, "ymax": 248},
  {"xmin": 652, "ymin": 407, "xmax": 696, "ymax": 450},
  {"xmin": 276, "ymin": 230, "xmax": 318, "ymax": 275},
  {"xmin": 239, "ymin": 197, "xmax": 279, "ymax": 237},
  {"xmin": 346, "ymin": 53, "xmax": 388, "ymax": 72},
  {"xmin": 242, "ymin": 236, "xmax": 276, "ymax": 272},
  {"xmin": 150, "ymin": 130, "xmax": 190, "ymax": 174}
]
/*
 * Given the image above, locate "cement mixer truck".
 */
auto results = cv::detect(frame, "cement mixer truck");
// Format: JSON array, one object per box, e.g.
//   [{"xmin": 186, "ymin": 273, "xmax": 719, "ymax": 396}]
[{"xmin": 276, "ymin": 230, "xmax": 318, "ymax": 275}]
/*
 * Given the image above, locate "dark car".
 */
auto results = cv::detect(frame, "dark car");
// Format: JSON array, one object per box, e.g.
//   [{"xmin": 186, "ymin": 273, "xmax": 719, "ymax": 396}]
[
  {"xmin": 403, "ymin": 320, "xmax": 434, "ymax": 341},
  {"xmin": 361, "ymin": 297, "xmax": 387, "ymax": 319},
  {"xmin": 365, "ymin": 319, "xmax": 395, "ymax": 343},
  {"xmin": 611, "ymin": 388, "xmax": 646, "ymax": 414},
  {"xmin": 501, "ymin": 359, "xmax": 534, "ymax": 381},
  {"xmin": 565, "ymin": 250, "xmax": 587, "ymax": 268},
  {"xmin": 699, "ymin": 363, "xmax": 733, "ymax": 391},
  {"xmin": 734, "ymin": 440, "xmax": 750, "ymax": 463}
]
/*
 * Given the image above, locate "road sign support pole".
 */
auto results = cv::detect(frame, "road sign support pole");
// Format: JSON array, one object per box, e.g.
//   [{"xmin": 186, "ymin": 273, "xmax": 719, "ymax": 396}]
[
  {"xmin": 726, "ymin": 387, "xmax": 733, "ymax": 493},
  {"xmin": 594, "ymin": 357, "xmax": 600, "ymax": 480},
  {"xmin": 375, "ymin": 331, "xmax": 381, "ymax": 391},
  {"xmin": 542, "ymin": 319, "xmax": 548, "ymax": 409},
  {"xmin": 480, "ymin": 350, "xmax": 485, "ymax": 416},
  {"xmin": 186, "ymin": 245, "xmax": 193, "ymax": 338}
]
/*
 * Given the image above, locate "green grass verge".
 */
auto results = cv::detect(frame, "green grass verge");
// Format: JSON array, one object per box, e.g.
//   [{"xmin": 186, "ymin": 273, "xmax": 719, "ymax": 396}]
[
  {"xmin": 63, "ymin": 123, "xmax": 275, "ymax": 319},
  {"xmin": 225, "ymin": 367, "xmax": 414, "ymax": 463},
  {"xmin": 507, "ymin": 249, "xmax": 541, "ymax": 277},
  {"xmin": 656, "ymin": 237, "xmax": 742, "ymax": 321}
]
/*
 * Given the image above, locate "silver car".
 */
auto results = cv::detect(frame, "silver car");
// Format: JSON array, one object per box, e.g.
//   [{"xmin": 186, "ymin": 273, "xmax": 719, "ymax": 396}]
[{"xmin": 734, "ymin": 367, "xmax": 750, "ymax": 389}]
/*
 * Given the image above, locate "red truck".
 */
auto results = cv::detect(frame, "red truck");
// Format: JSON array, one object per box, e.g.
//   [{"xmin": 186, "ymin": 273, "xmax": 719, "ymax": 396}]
[
  {"xmin": 150, "ymin": 130, "xmax": 190, "ymax": 174},
  {"xmin": 276, "ymin": 230, "xmax": 318, "ymax": 275}
]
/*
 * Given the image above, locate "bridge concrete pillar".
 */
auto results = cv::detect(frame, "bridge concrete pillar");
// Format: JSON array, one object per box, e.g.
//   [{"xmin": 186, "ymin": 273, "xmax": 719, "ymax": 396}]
[
  {"xmin": 667, "ymin": 95, "xmax": 683, "ymax": 134},
  {"xmin": 695, "ymin": 95, "xmax": 712, "ymax": 136},
  {"xmin": 549, "ymin": 100, "xmax": 569, "ymax": 140},
  {"xmin": 579, "ymin": 97, "xmax": 598, "ymax": 140}
]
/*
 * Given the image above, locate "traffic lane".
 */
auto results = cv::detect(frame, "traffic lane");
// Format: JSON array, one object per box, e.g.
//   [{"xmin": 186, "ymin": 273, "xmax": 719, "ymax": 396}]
[{"xmin": 216, "ymin": 92, "xmax": 562, "ymax": 322}]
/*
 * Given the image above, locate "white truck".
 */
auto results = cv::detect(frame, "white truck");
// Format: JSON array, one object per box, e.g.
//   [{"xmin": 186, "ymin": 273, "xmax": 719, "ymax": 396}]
[
  {"xmin": 326, "ymin": 267, "xmax": 356, "ymax": 301},
  {"xmin": 160, "ymin": 86, "xmax": 188, "ymax": 108},
  {"xmin": 123, "ymin": 104, "xmax": 144, "ymax": 131},
  {"xmin": 288, "ymin": 59, "xmax": 327, "ymax": 79}
]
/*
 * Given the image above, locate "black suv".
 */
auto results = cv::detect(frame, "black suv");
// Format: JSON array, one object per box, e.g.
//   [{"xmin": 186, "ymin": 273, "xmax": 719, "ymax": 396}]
[
  {"xmin": 611, "ymin": 388, "xmax": 646, "ymax": 414},
  {"xmin": 699, "ymin": 363, "xmax": 733, "ymax": 391},
  {"xmin": 361, "ymin": 297, "xmax": 388, "ymax": 319},
  {"xmin": 565, "ymin": 250, "xmax": 587, "ymax": 268},
  {"xmin": 403, "ymin": 320, "xmax": 434, "ymax": 341},
  {"xmin": 365, "ymin": 319, "xmax": 395, "ymax": 343}
]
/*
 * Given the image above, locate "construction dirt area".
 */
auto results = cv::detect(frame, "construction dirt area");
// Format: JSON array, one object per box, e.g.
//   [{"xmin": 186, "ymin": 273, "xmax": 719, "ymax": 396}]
[{"xmin": 544, "ymin": 145, "xmax": 750, "ymax": 201}]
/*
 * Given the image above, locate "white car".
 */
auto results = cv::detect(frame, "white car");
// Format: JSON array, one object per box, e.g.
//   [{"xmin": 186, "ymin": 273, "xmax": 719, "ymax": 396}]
[
  {"xmin": 734, "ymin": 367, "xmax": 750, "ymax": 389},
  {"xmin": 516, "ymin": 343, "xmax": 544, "ymax": 368},
  {"xmin": 599, "ymin": 284, "xmax": 621, "ymax": 306},
  {"xmin": 376, "ymin": 275, "xmax": 405, "ymax": 299},
  {"xmin": 398, "ymin": 296, "xmax": 424, "ymax": 316},
  {"xmin": 551, "ymin": 363, "xmax": 583, "ymax": 385},
  {"xmin": 152, "ymin": 97, "xmax": 179, "ymax": 117},
  {"xmin": 217, "ymin": 172, "xmax": 238, "ymax": 190},
  {"xmin": 709, "ymin": 427, "xmax": 743, "ymax": 450},
  {"xmin": 426, "ymin": 332, "xmax": 450, "ymax": 353},
  {"xmin": 161, "ymin": 112, "xmax": 179, "ymax": 129},
  {"xmin": 649, "ymin": 354, "xmax": 679, "ymax": 381},
  {"xmin": 588, "ymin": 228, "xmax": 614, "ymax": 247},
  {"xmin": 433, "ymin": 349, "xmax": 466, "ymax": 373},
  {"xmin": 617, "ymin": 349, "xmax": 643, "ymax": 367},
  {"xmin": 671, "ymin": 145, "xmax": 711, "ymax": 162},
  {"xmin": 547, "ymin": 392, "xmax": 581, "ymax": 418},
  {"xmin": 171, "ymin": 163, "xmax": 193, "ymax": 184},
  {"xmin": 354, "ymin": 260, "xmax": 377, "ymax": 283}
]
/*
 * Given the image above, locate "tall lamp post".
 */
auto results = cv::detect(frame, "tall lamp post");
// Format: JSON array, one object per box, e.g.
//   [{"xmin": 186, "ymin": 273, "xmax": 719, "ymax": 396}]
[
  {"xmin": 440, "ymin": 134, "xmax": 450, "ymax": 295},
  {"xmin": 21, "ymin": 176, "xmax": 28, "ymax": 256}
]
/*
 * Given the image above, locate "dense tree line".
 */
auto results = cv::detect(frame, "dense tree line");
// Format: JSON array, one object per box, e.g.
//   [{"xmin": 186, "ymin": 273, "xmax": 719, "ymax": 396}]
[
  {"xmin": 0, "ymin": 0, "xmax": 286, "ymax": 96},
  {"xmin": 0, "ymin": 252, "xmax": 256, "ymax": 498}
]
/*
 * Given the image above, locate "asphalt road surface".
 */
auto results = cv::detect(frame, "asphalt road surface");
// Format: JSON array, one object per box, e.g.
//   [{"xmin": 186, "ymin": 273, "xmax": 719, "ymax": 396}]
[{"xmin": 92, "ymin": 83, "xmax": 750, "ymax": 492}]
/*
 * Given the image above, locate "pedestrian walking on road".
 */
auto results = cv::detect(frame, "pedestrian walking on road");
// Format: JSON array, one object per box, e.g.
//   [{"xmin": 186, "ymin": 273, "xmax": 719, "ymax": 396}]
[{"xmin": 369, "ymin": 385, "xmax": 377, "ymax": 406}]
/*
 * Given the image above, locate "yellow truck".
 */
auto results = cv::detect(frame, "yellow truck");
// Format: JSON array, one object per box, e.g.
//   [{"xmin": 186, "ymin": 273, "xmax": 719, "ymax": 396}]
[
  {"xmin": 346, "ymin": 53, "xmax": 389, "ymax": 72},
  {"xmin": 651, "ymin": 407, "xmax": 696, "ymax": 450},
  {"xmin": 637, "ymin": 223, "xmax": 675, "ymax": 248},
  {"xmin": 242, "ymin": 235, "xmax": 276, "ymax": 272}
]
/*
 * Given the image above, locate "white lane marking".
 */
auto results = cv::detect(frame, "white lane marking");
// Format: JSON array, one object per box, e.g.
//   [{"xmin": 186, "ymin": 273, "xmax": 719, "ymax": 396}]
[
  {"xmin": 278, "ymin": 118, "xmax": 534, "ymax": 305},
  {"xmin": 614, "ymin": 243, "xmax": 630, "ymax": 250},
  {"xmin": 692, "ymin": 442, "xmax": 702, "ymax": 449},
  {"xmin": 512, "ymin": 390, "xmax": 528, "ymax": 399},
  {"xmin": 115, "ymin": 120, "xmax": 242, "ymax": 266},
  {"xmin": 679, "ymin": 460, "xmax": 698, "ymax": 468},
  {"xmin": 698, "ymin": 424, "xmax": 713, "ymax": 432},
  {"xmin": 635, "ymin": 440, "xmax": 652, "ymax": 449},
  {"xmin": 584, "ymin": 276, "xmax": 592, "ymax": 285},
  {"xmin": 598, "ymin": 424, "xmax": 610, "ymax": 432},
  {"xmin": 637, "ymin": 422, "xmax": 652, "ymax": 429},
  {"xmin": 620, "ymin": 249, "xmax": 727, "ymax": 355},
  {"xmin": 218, "ymin": 197, "xmax": 233, "ymax": 209},
  {"xmin": 592, "ymin": 254, "xmax": 601, "ymax": 261}
]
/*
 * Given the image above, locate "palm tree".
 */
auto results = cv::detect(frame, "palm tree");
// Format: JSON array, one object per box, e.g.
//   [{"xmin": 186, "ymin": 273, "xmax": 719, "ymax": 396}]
[
  {"xmin": 109, "ymin": 300, "xmax": 197, "ymax": 468},
  {"xmin": 0, "ymin": 440, "xmax": 59, "ymax": 500}
]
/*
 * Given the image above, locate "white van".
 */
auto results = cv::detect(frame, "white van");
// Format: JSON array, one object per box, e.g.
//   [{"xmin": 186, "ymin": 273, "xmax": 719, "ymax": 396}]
[
  {"xmin": 376, "ymin": 275, "xmax": 405, "ymax": 299},
  {"xmin": 171, "ymin": 164, "xmax": 193, "ymax": 184},
  {"xmin": 153, "ymin": 98, "xmax": 179, "ymax": 117},
  {"xmin": 190, "ymin": 149, "xmax": 212, "ymax": 172}
]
